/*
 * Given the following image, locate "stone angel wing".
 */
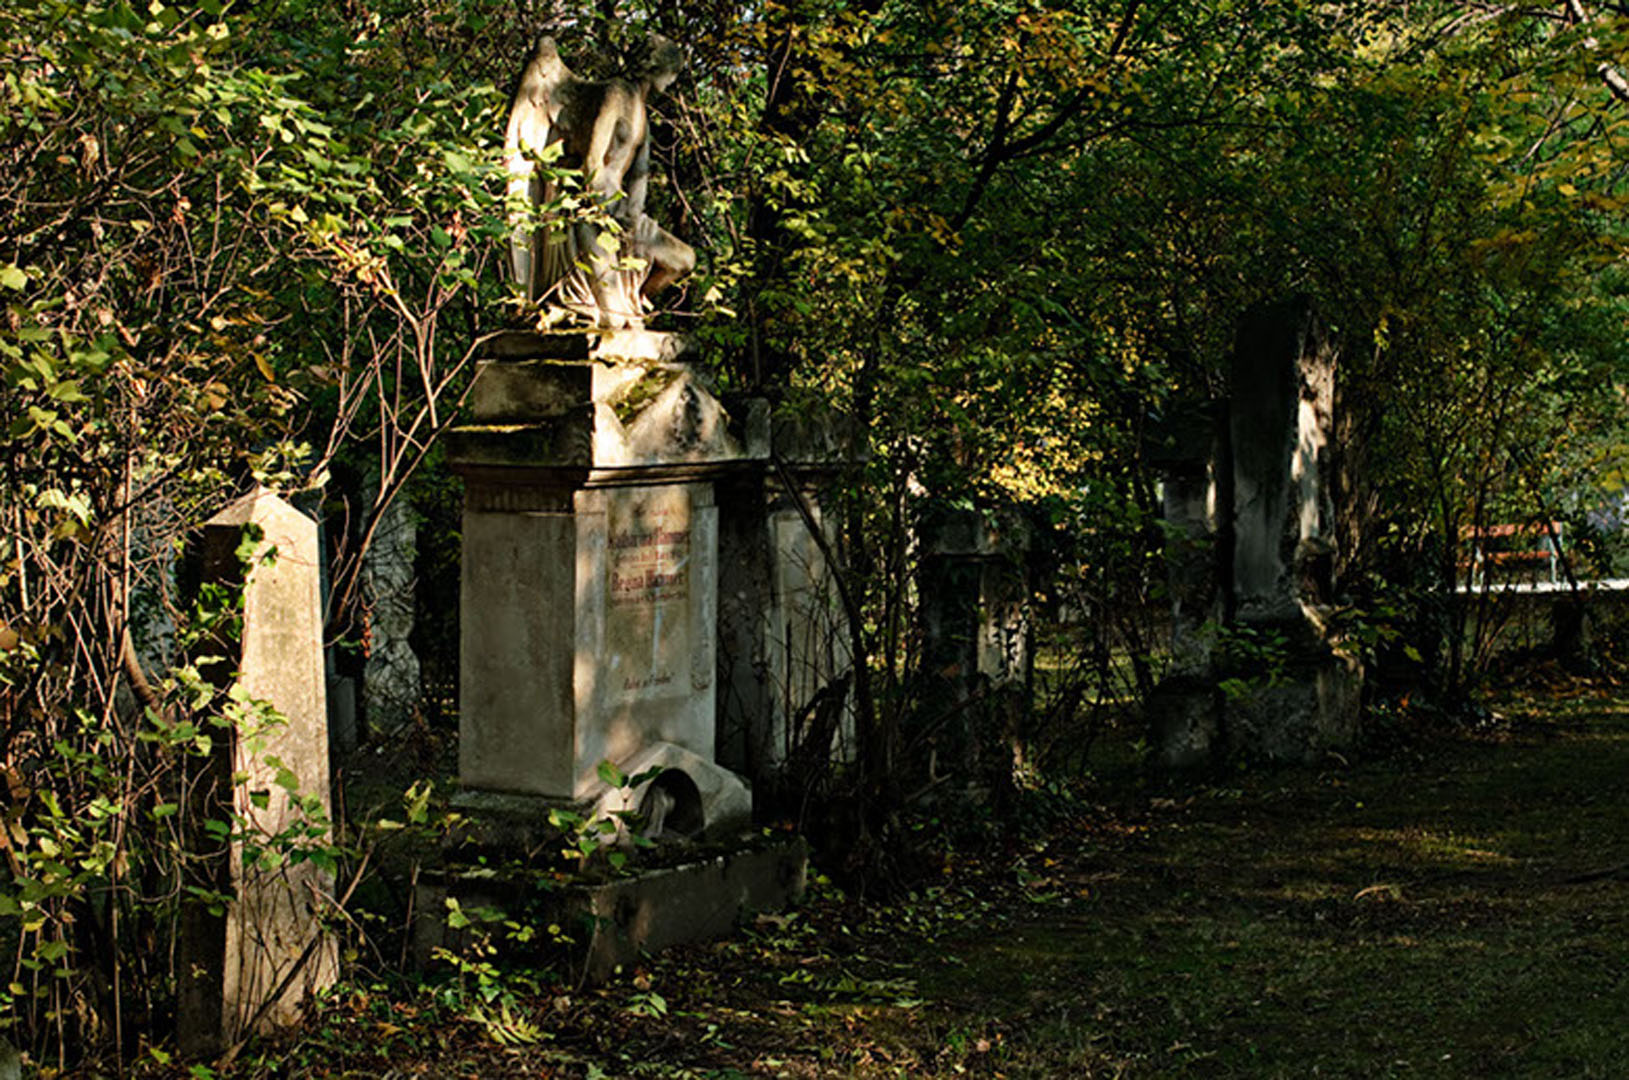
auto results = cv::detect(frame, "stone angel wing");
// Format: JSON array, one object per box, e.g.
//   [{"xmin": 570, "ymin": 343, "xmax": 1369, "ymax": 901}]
[{"xmin": 504, "ymin": 36, "xmax": 574, "ymax": 294}]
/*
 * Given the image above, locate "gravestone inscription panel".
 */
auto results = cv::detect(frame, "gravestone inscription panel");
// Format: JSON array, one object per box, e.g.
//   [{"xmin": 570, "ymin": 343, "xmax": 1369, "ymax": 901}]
[
  {"xmin": 606, "ymin": 486, "xmax": 693, "ymax": 699},
  {"xmin": 572, "ymin": 482, "xmax": 718, "ymax": 799}
]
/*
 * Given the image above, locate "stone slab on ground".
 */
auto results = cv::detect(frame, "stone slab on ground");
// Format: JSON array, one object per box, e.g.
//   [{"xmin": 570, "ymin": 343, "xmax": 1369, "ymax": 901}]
[{"xmin": 413, "ymin": 836, "xmax": 808, "ymax": 982}]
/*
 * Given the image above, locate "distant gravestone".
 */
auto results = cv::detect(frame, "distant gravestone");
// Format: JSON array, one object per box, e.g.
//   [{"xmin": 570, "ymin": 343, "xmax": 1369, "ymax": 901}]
[
  {"xmin": 361, "ymin": 488, "xmax": 421, "ymax": 735},
  {"xmin": 178, "ymin": 488, "xmax": 337, "ymax": 1056},
  {"xmin": 1149, "ymin": 299, "xmax": 1362, "ymax": 768},
  {"xmin": 1145, "ymin": 402, "xmax": 1226, "ymax": 768},
  {"xmin": 715, "ymin": 408, "xmax": 856, "ymax": 784},
  {"xmin": 917, "ymin": 506, "xmax": 1031, "ymax": 782},
  {"xmin": 920, "ymin": 509, "xmax": 1031, "ymax": 690},
  {"xmin": 1146, "ymin": 400, "xmax": 1223, "ymax": 676}
]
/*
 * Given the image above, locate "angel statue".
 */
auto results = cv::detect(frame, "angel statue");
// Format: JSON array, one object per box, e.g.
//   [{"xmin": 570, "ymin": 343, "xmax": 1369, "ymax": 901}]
[{"xmin": 504, "ymin": 35, "xmax": 696, "ymax": 330}]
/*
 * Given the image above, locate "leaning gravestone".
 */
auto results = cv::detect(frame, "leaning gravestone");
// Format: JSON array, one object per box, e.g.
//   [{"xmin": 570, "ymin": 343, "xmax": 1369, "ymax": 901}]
[{"xmin": 178, "ymin": 488, "xmax": 337, "ymax": 1056}]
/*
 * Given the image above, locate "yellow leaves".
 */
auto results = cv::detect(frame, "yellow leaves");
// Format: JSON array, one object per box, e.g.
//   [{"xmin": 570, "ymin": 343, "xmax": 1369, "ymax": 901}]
[
  {"xmin": 320, "ymin": 232, "xmax": 392, "ymax": 295},
  {"xmin": 1487, "ymin": 227, "xmax": 1538, "ymax": 248},
  {"xmin": 701, "ymin": 284, "xmax": 736, "ymax": 318},
  {"xmin": 980, "ymin": 378, "xmax": 1103, "ymax": 503}
]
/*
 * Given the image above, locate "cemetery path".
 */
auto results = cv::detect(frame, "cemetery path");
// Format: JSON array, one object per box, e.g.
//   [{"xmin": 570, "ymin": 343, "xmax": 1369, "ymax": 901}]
[{"xmin": 253, "ymin": 685, "xmax": 1629, "ymax": 1079}]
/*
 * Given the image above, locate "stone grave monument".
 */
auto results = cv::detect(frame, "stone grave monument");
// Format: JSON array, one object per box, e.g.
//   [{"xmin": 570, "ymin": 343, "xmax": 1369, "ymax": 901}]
[
  {"xmin": 715, "ymin": 406, "xmax": 857, "ymax": 788},
  {"xmin": 1149, "ymin": 298, "xmax": 1363, "ymax": 768},
  {"xmin": 417, "ymin": 34, "xmax": 806, "ymax": 972},
  {"xmin": 178, "ymin": 488, "xmax": 337, "ymax": 1055},
  {"xmin": 446, "ymin": 329, "xmax": 756, "ymax": 835},
  {"xmin": 917, "ymin": 505, "xmax": 1031, "ymax": 783},
  {"xmin": 446, "ymin": 32, "xmax": 756, "ymax": 832}
]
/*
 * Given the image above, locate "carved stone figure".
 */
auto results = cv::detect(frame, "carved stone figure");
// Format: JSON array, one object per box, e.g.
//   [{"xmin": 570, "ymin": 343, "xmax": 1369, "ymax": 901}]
[{"xmin": 504, "ymin": 35, "xmax": 696, "ymax": 329}]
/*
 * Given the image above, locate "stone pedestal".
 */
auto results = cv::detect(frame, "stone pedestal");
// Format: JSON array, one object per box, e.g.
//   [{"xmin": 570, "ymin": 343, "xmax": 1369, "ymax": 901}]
[
  {"xmin": 445, "ymin": 331, "xmax": 759, "ymax": 835},
  {"xmin": 178, "ymin": 489, "xmax": 337, "ymax": 1056},
  {"xmin": 413, "ymin": 836, "xmax": 808, "ymax": 984},
  {"xmin": 1220, "ymin": 617, "xmax": 1363, "ymax": 761}
]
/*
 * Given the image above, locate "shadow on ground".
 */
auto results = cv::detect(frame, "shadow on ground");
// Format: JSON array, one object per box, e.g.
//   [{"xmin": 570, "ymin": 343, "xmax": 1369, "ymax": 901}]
[{"xmin": 249, "ymin": 690, "xmax": 1629, "ymax": 1079}]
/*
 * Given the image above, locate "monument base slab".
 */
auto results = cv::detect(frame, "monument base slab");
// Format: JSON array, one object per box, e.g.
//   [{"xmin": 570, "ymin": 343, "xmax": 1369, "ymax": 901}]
[
  {"xmin": 413, "ymin": 836, "xmax": 807, "ymax": 983},
  {"xmin": 1223, "ymin": 644, "xmax": 1363, "ymax": 763},
  {"xmin": 1151, "ymin": 634, "xmax": 1363, "ymax": 770}
]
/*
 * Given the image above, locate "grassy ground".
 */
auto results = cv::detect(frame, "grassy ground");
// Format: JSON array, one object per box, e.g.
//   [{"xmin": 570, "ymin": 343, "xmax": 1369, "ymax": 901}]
[{"xmin": 164, "ymin": 684, "xmax": 1629, "ymax": 1079}]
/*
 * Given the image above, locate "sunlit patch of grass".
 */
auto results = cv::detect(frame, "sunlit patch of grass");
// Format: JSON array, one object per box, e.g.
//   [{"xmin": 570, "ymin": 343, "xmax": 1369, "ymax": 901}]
[
  {"xmin": 888, "ymin": 690, "xmax": 1629, "ymax": 1077},
  {"xmin": 1338, "ymin": 825, "xmax": 1520, "ymax": 868}
]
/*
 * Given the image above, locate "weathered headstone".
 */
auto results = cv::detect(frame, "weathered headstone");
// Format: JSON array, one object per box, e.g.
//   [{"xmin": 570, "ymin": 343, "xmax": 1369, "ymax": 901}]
[
  {"xmin": 1149, "ymin": 298, "xmax": 1362, "ymax": 768},
  {"xmin": 1230, "ymin": 299, "xmax": 1337, "ymax": 623},
  {"xmin": 361, "ymin": 487, "xmax": 420, "ymax": 735},
  {"xmin": 179, "ymin": 488, "xmax": 337, "ymax": 1056},
  {"xmin": 1222, "ymin": 299, "xmax": 1360, "ymax": 760},
  {"xmin": 715, "ymin": 407, "xmax": 856, "ymax": 786},
  {"xmin": 1145, "ymin": 402, "xmax": 1226, "ymax": 765},
  {"xmin": 917, "ymin": 506, "xmax": 1031, "ymax": 782}
]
